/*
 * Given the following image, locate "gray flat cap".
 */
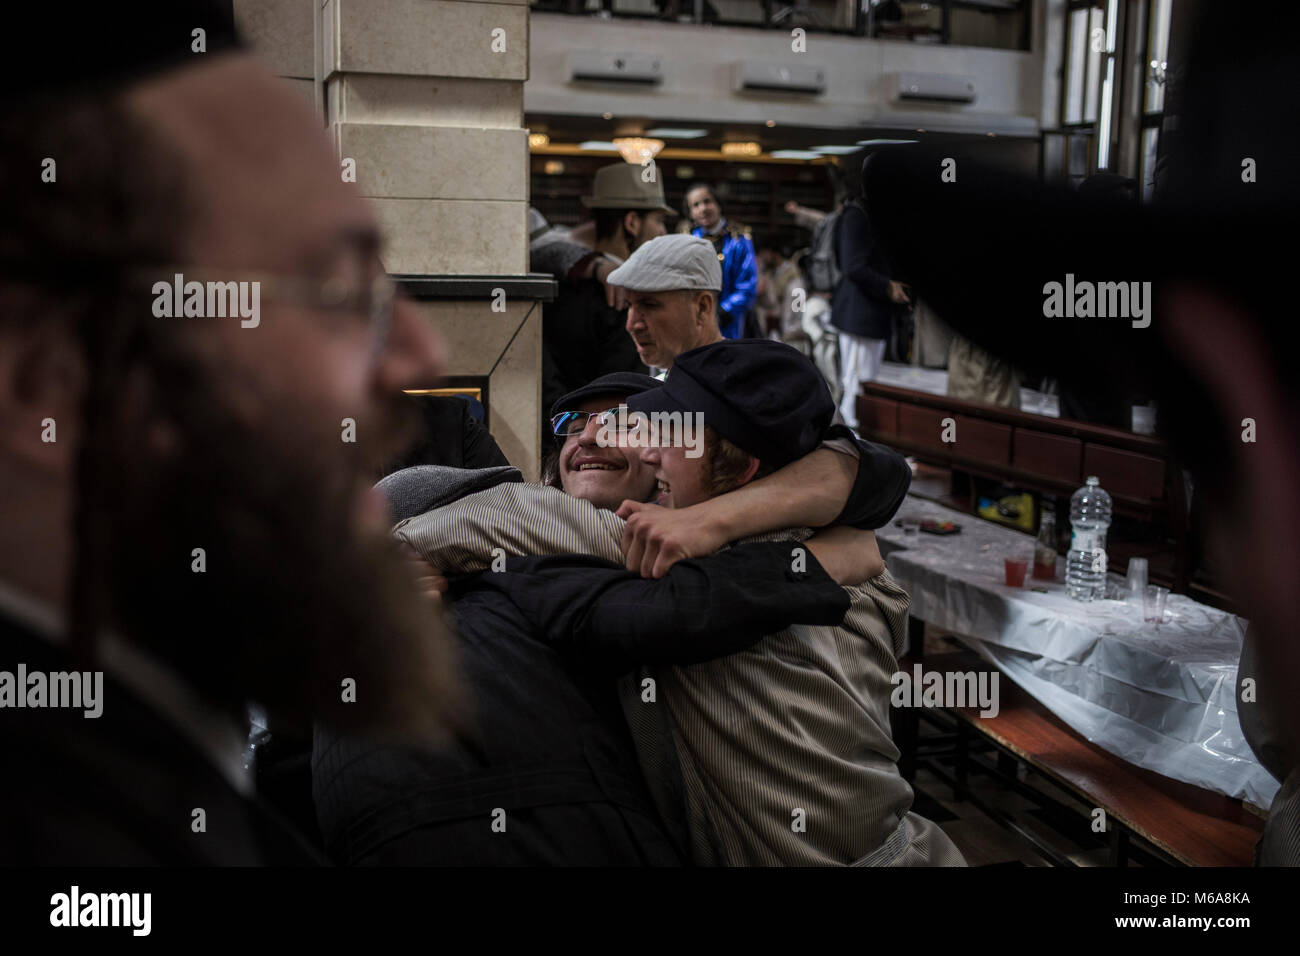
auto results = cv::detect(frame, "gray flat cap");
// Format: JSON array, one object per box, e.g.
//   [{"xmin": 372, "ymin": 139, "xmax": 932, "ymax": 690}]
[{"xmin": 606, "ymin": 234, "xmax": 722, "ymax": 293}]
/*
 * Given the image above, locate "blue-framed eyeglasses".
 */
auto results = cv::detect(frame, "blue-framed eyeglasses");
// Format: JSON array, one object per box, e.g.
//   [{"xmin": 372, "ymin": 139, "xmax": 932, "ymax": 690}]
[{"xmin": 549, "ymin": 405, "xmax": 633, "ymax": 437}]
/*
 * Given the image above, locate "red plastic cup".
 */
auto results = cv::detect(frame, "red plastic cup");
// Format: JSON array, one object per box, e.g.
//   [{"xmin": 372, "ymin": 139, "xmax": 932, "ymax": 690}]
[{"xmin": 1004, "ymin": 557, "xmax": 1029, "ymax": 588}]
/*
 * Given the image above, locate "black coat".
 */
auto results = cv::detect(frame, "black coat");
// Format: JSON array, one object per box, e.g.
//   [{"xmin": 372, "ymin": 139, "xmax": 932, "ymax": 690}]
[
  {"xmin": 0, "ymin": 612, "xmax": 320, "ymax": 865},
  {"xmin": 387, "ymin": 395, "xmax": 511, "ymax": 473},
  {"xmin": 311, "ymin": 542, "xmax": 848, "ymax": 866},
  {"xmin": 542, "ymin": 277, "xmax": 648, "ymax": 428},
  {"xmin": 827, "ymin": 423, "xmax": 913, "ymax": 530},
  {"xmin": 831, "ymin": 201, "xmax": 900, "ymax": 341}
]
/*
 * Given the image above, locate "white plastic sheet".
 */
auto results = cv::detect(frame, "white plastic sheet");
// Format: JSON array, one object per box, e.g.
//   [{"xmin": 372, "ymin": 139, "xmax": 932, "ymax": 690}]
[{"xmin": 879, "ymin": 497, "xmax": 1279, "ymax": 808}]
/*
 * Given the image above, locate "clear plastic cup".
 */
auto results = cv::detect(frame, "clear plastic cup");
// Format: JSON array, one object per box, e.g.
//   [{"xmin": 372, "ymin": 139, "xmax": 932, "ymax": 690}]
[
  {"xmin": 1126, "ymin": 557, "xmax": 1149, "ymax": 603},
  {"xmin": 1143, "ymin": 584, "xmax": 1169, "ymax": 624}
]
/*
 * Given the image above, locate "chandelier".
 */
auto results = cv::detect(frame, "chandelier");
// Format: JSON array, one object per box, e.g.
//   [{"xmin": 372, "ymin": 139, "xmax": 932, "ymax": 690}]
[{"xmin": 613, "ymin": 137, "xmax": 665, "ymax": 164}]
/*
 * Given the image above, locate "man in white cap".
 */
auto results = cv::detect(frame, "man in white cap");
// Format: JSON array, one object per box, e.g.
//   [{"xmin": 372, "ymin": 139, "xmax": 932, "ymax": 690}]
[{"xmin": 607, "ymin": 233, "xmax": 725, "ymax": 377}]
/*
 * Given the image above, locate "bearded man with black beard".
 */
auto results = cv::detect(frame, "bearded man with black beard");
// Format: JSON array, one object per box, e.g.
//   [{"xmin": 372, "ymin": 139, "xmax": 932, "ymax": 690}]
[{"xmin": 0, "ymin": 6, "xmax": 460, "ymax": 865}]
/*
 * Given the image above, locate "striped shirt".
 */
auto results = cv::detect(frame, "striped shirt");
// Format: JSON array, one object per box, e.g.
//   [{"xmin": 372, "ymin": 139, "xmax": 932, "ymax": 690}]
[{"xmin": 397, "ymin": 483, "xmax": 964, "ymax": 865}]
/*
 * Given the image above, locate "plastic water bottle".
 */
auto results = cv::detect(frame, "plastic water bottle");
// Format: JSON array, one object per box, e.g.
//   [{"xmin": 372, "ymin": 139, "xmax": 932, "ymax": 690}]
[{"xmin": 1067, "ymin": 476, "xmax": 1113, "ymax": 601}]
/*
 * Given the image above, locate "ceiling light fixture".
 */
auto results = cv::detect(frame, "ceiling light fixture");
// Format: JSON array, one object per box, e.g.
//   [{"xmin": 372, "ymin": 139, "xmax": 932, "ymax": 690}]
[
  {"xmin": 613, "ymin": 137, "xmax": 665, "ymax": 164},
  {"xmin": 645, "ymin": 128, "xmax": 709, "ymax": 139}
]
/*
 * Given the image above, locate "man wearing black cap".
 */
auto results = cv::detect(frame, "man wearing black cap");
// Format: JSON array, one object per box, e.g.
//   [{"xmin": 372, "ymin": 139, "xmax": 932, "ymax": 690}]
[
  {"xmin": 860, "ymin": 0, "xmax": 1300, "ymax": 864},
  {"xmin": 612, "ymin": 340, "xmax": 963, "ymax": 864},
  {"xmin": 402, "ymin": 346, "xmax": 963, "ymax": 865},
  {"xmin": 314, "ymin": 372, "xmax": 880, "ymax": 864},
  {"xmin": 0, "ymin": 3, "xmax": 459, "ymax": 863}
]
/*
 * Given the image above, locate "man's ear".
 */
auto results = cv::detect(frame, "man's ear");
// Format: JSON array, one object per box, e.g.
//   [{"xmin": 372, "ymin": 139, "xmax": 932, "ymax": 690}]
[
  {"xmin": 694, "ymin": 291, "xmax": 715, "ymax": 324},
  {"xmin": 0, "ymin": 326, "xmax": 83, "ymax": 476},
  {"xmin": 735, "ymin": 455, "xmax": 761, "ymax": 488},
  {"xmin": 623, "ymin": 210, "xmax": 642, "ymax": 236}
]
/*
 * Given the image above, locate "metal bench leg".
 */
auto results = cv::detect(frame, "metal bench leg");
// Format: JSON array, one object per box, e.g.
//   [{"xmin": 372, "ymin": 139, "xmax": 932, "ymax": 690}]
[
  {"xmin": 908, "ymin": 616, "xmax": 926, "ymax": 662},
  {"xmin": 895, "ymin": 705, "xmax": 919, "ymax": 782},
  {"xmin": 997, "ymin": 751, "xmax": 1017, "ymax": 779},
  {"xmin": 953, "ymin": 721, "xmax": 969, "ymax": 802},
  {"xmin": 1108, "ymin": 827, "xmax": 1129, "ymax": 867}
]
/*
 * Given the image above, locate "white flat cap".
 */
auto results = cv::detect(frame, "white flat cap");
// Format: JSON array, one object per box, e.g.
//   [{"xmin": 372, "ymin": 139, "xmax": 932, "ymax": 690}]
[{"xmin": 607, "ymin": 234, "xmax": 722, "ymax": 293}]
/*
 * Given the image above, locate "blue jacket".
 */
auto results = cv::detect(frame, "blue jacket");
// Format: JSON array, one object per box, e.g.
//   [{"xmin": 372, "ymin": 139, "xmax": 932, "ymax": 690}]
[
  {"xmin": 831, "ymin": 200, "xmax": 898, "ymax": 341},
  {"xmin": 692, "ymin": 221, "xmax": 758, "ymax": 339}
]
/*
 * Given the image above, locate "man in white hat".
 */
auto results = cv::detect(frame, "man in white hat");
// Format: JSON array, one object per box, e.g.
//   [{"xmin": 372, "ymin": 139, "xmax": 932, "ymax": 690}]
[
  {"xmin": 531, "ymin": 162, "xmax": 675, "ymax": 298},
  {"xmin": 606, "ymin": 233, "xmax": 725, "ymax": 377},
  {"xmin": 536, "ymin": 163, "xmax": 675, "ymax": 432}
]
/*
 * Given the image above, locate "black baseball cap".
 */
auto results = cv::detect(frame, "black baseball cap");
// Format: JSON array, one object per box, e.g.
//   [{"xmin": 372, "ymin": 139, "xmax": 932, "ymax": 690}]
[
  {"xmin": 626, "ymin": 340, "xmax": 833, "ymax": 469},
  {"xmin": 550, "ymin": 371, "xmax": 661, "ymax": 421}
]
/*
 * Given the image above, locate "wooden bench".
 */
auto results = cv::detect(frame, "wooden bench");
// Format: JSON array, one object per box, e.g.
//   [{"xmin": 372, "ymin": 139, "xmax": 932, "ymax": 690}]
[{"xmin": 902, "ymin": 648, "xmax": 1265, "ymax": 867}]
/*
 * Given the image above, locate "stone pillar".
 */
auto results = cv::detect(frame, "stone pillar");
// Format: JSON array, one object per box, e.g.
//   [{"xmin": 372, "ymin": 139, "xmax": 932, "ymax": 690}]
[
  {"xmin": 242, "ymin": 0, "xmax": 547, "ymax": 479},
  {"xmin": 234, "ymin": 0, "xmax": 317, "ymax": 109}
]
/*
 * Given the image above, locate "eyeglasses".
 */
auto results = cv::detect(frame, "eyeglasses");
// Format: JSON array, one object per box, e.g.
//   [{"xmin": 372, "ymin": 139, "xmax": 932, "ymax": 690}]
[
  {"xmin": 550, "ymin": 405, "xmax": 630, "ymax": 437},
  {"xmin": 134, "ymin": 268, "xmax": 396, "ymax": 361}
]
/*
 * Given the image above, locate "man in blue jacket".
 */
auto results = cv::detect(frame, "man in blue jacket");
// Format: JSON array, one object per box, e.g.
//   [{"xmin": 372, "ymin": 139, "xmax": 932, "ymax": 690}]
[{"xmin": 685, "ymin": 183, "xmax": 759, "ymax": 339}]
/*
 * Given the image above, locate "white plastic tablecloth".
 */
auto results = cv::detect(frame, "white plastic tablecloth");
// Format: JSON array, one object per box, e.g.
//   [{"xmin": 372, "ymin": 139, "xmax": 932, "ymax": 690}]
[{"xmin": 877, "ymin": 497, "xmax": 1278, "ymax": 807}]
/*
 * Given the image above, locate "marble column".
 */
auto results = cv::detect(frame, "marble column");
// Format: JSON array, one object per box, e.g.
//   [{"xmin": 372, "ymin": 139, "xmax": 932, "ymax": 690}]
[{"xmin": 238, "ymin": 0, "xmax": 545, "ymax": 479}]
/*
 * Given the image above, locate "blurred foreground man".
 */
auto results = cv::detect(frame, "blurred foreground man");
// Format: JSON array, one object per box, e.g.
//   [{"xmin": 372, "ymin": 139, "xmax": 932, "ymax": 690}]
[
  {"xmin": 862, "ymin": 0, "xmax": 1300, "ymax": 864},
  {"xmin": 0, "ymin": 3, "xmax": 458, "ymax": 864}
]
